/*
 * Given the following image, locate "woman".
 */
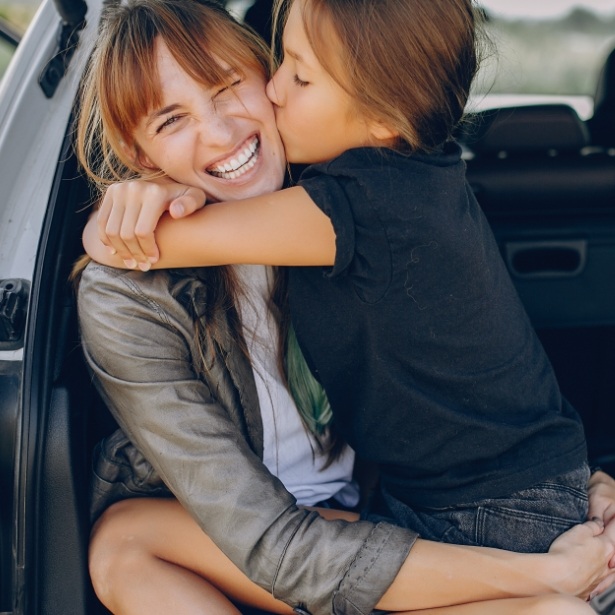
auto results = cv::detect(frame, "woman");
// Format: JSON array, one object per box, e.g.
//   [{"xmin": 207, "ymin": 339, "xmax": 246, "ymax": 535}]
[{"xmin": 77, "ymin": 1, "xmax": 615, "ymax": 614}]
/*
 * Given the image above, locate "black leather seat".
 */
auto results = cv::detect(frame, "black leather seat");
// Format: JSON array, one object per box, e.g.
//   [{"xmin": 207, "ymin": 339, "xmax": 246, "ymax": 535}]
[{"xmin": 462, "ymin": 104, "xmax": 615, "ymax": 220}]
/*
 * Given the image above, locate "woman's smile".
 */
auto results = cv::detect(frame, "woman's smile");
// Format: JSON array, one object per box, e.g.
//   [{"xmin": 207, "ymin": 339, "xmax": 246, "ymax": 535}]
[{"xmin": 206, "ymin": 134, "xmax": 260, "ymax": 180}]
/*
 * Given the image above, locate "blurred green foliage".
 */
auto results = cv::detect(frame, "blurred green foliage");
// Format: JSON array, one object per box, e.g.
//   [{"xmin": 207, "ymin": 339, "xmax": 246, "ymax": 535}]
[
  {"xmin": 0, "ymin": 1, "xmax": 39, "ymax": 78},
  {"xmin": 0, "ymin": 39, "xmax": 13, "ymax": 77},
  {"xmin": 0, "ymin": 2, "xmax": 38, "ymax": 31}
]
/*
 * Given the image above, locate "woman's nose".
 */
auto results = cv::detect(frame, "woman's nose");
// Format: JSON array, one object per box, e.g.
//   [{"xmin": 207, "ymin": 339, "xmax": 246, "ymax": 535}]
[{"xmin": 197, "ymin": 114, "xmax": 233, "ymax": 147}]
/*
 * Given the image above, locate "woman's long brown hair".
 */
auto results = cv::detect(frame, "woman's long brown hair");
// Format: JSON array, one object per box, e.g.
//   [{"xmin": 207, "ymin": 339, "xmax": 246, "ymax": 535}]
[{"xmin": 73, "ymin": 0, "xmax": 342, "ymax": 462}]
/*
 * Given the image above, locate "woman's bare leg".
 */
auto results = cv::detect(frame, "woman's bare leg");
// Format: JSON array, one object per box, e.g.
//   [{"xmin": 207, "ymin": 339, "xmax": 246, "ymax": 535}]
[
  {"xmin": 90, "ymin": 499, "xmax": 595, "ymax": 615},
  {"xmin": 89, "ymin": 498, "xmax": 357, "ymax": 615},
  {"xmin": 405, "ymin": 594, "xmax": 594, "ymax": 615}
]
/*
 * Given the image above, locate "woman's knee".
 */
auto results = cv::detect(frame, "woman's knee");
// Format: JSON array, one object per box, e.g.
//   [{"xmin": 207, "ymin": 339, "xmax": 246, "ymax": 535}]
[{"xmin": 89, "ymin": 499, "xmax": 155, "ymax": 600}]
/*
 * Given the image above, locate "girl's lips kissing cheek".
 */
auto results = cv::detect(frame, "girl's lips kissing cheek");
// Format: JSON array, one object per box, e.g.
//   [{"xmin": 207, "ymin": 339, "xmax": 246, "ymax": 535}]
[{"xmin": 206, "ymin": 136, "xmax": 260, "ymax": 180}]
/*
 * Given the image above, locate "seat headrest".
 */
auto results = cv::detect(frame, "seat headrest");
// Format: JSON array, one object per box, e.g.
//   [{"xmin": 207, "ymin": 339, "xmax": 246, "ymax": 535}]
[
  {"xmin": 594, "ymin": 48, "xmax": 615, "ymax": 114},
  {"xmin": 463, "ymin": 104, "xmax": 589, "ymax": 155},
  {"xmin": 589, "ymin": 48, "xmax": 615, "ymax": 146}
]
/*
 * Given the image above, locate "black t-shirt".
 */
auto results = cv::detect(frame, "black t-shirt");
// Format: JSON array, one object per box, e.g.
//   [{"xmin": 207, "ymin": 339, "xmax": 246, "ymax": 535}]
[{"xmin": 290, "ymin": 144, "xmax": 587, "ymax": 508}]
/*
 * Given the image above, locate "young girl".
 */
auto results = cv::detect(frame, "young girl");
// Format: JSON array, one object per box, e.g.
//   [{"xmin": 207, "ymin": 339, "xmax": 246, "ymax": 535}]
[{"xmin": 81, "ymin": 1, "xmax": 615, "ymax": 614}]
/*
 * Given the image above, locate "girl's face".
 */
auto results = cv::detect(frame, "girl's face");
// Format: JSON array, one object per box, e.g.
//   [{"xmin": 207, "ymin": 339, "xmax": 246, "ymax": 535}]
[
  {"xmin": 266, "ymin": 0, "xmax": 387, "ymax": 164},
  {"xmin": 133, "ymin": 39, "xmax": 287, "ymax": 202}
]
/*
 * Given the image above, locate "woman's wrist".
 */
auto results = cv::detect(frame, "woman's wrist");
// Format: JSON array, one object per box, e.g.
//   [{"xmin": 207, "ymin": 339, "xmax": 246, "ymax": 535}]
[{"xmin": 535, "ymin": 551, "xmax": 572, "ymax": 596}]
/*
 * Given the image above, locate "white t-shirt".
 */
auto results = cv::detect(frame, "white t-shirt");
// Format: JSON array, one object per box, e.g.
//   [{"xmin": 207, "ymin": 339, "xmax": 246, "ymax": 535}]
[{"xmin": 234, "ymin": 265, "xmax": 359, "ymax": 508}]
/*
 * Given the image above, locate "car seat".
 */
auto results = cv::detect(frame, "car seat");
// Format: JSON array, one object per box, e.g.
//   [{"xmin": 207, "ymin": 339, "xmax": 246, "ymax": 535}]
[
  {"xmin": 462, "ymin": 103, "xmax": 615, "ymax": 475},
  {"xmin": 588, "ymin": 47, "xmax": 615, "ymax": 147}
]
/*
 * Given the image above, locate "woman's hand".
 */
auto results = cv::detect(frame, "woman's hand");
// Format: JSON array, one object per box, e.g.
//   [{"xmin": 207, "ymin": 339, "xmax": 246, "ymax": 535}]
[
  {"xmin": 546, "ymin": 518, "xmax": 615, "ymax": 599},
  {"xmin": 93, "ymin": 178, "xmax": 206, "ymax": 269},
  {"xmin": 588, "ymin": 470, "xmax": 615, "ymax": 528}
]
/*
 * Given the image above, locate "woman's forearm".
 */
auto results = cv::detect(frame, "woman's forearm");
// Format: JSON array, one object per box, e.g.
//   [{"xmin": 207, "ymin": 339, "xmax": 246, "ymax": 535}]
[
  {"xmin": 379, "ymin": 540, "xmax": 551, "ymax": 610},
  {"xmin": 379, "ymin": 519, "xmax": 615, "ymax": 611}
]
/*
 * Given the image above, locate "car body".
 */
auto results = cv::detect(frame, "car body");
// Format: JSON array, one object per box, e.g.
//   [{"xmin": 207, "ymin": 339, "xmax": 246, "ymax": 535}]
[{"xmin": 1, "ymin": 0, "xmax": 615, "ymax": 613}]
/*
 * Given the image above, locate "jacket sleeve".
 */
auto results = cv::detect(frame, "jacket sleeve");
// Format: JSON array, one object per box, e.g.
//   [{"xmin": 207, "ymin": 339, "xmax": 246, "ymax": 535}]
[{"xmin": 77, "ymin": 263, "xmax": 417, "ymax": 615}]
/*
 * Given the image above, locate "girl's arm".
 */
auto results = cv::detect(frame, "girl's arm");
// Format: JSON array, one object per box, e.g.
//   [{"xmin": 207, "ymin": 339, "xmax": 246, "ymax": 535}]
[{"xmin": 85, "ymin": 180, "xmax": 335, "ymax": 269}]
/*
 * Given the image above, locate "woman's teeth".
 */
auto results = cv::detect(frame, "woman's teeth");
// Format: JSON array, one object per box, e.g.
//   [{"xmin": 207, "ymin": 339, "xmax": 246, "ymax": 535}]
[{"xmin": 208, "ymin": 138, "xmax": 259, "ymax": 179}]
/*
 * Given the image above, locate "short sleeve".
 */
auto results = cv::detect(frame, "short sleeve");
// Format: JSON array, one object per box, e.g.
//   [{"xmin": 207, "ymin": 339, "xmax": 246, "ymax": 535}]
[
  {"xmin": 299, "ymin": 168, "xmax": 356, "ymax": 277},
  {"xmin": 298, "ymin": 152, "xmax": 393, "ymax": 303}
]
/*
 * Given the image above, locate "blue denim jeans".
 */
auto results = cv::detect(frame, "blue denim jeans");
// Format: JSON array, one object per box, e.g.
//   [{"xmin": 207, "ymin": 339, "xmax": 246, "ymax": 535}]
[{"xmin": 364, "ymin": 464, "xmax": 589, "ymax": 553}]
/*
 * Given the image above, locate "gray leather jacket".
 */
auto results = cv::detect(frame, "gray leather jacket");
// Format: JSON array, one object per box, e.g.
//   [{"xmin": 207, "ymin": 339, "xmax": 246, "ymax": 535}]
[{"xmin": 77, "ymin": 262, "xmax": 417, "ymax": 615}]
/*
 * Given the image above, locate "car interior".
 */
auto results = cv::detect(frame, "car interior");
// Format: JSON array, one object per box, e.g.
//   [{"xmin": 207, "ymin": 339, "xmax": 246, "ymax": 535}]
[
  {"xmin": 14, "ymin": 3, "xmax": 615, "ymax": 614},
  {"xmin": 461, "ymin": 79, "xmax": 615, "ymax": 477}
]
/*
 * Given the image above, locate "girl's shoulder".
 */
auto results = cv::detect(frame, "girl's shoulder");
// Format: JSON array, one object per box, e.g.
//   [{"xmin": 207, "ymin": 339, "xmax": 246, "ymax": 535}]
[{"xmin": 302, "ymin": 143, "xmax": 464, "ymax": 181}]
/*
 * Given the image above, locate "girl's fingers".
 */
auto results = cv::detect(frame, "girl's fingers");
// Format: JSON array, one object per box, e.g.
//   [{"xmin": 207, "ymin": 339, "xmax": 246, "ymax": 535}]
[
  {"xmin": 118, "ymin": 202, "xmax": 151, "ymax": 267},
  {"xmin": 100, "ymin": 196, "xmax": 138, "ymax": 264},
  {"xmin": 97, "ymin": 192, "xmax": 115, "ymax": 250},
  {"xmin": 96, "ymin": 180, "xmax": 207, "ymax": 268},
  {"xmin": 103, "ymin": 202, "xmax": 135, "ymax": 260}
]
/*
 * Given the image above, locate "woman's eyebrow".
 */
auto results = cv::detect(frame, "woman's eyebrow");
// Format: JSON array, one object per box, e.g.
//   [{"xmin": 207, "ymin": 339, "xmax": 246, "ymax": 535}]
[{"xmin": 145, "ymin": 104, "xmax": 181, "ymax": 128}]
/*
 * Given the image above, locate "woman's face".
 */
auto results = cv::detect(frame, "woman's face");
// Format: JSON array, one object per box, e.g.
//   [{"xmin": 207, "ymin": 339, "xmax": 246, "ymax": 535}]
[{"xmin": 133, "ymin": 39, "xmax": 287, "ymax": 202}]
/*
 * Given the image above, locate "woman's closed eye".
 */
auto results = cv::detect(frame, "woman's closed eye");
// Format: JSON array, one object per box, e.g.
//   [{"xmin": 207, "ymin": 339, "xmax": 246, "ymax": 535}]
[{"xmin": 214, "ymin": 78, "xmax": 243, "ymax": 100}]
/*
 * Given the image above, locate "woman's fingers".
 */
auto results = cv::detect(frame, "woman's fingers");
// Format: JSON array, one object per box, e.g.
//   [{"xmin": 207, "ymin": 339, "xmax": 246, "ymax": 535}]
[{"xmin": 589, "ymin": 571, "xmax": 615, "ymax": 600}]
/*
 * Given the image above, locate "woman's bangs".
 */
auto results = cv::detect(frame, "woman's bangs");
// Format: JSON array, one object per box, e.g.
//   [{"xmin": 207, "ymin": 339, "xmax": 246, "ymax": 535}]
[
  {"xmin": 101, "ymin": 32, "xmax": 162, "ymax": 138},
  {"xmin": 166, "ymin": 19, "xmax": 264, "ymax": 89}
]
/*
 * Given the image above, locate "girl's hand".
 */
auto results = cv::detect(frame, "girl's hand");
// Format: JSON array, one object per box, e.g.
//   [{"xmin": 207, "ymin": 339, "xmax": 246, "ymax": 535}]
[
  {"xmin": 96, "ymin": 178, "xmax": 206, "ymax": 270},
  {"xmin": 546, "ymin": 518, "xmax": 615, "ymax": 599},
  {"xmin": 588, "ymin": 470, "xmax": 615, "ymax": 528}
]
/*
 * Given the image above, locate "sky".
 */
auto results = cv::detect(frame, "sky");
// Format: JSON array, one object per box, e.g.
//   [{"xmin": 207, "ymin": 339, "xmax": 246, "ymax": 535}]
[{"xmin": 478, "ymin": 0, "xmax": 615, "ymax": 19}]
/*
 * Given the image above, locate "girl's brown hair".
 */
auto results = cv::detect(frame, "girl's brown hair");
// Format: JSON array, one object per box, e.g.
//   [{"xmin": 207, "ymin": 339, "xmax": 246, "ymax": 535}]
[
  {"xmin": 273, "ymin": 0, "xmax": 484, "ymax": 153},
  {"xmin": 74, "ymin": 0, "xmax": 341, "ymax": 459}
]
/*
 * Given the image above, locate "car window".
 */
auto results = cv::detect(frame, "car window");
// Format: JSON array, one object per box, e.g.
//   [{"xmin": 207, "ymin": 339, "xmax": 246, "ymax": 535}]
[{"xmin": 472, "ymin": 1, "xmax": 615, "ymax": 117}]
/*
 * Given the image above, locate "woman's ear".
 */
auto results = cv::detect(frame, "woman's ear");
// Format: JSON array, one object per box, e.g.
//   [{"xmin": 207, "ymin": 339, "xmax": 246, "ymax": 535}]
[
  {"xmin": 136, "ymin": 153, "xmax": 159, "ymax": 171},
  {"xmin": 120, "ymin": 139, "xmax": 159, "ymax": 171},
  {"xmin": 134, "ymin": 146, "xmax": 159, "ymax": 171}
]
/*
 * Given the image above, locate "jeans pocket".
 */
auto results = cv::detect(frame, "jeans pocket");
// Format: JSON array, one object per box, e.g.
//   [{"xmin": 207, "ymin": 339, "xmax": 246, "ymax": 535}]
[{"xmin": 475, "ymin": 483, "xmax": 588, "ymax": 553}]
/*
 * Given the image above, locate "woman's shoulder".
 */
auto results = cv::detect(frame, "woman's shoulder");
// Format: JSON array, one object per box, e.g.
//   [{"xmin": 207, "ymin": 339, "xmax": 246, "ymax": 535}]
[
  {"xmin": 79, "ymin": 260, "xmax": 175, "ymax": 299},
  {"xmin": 77, "ymin": 261, "xmax": 206, "ymax": 327}
]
